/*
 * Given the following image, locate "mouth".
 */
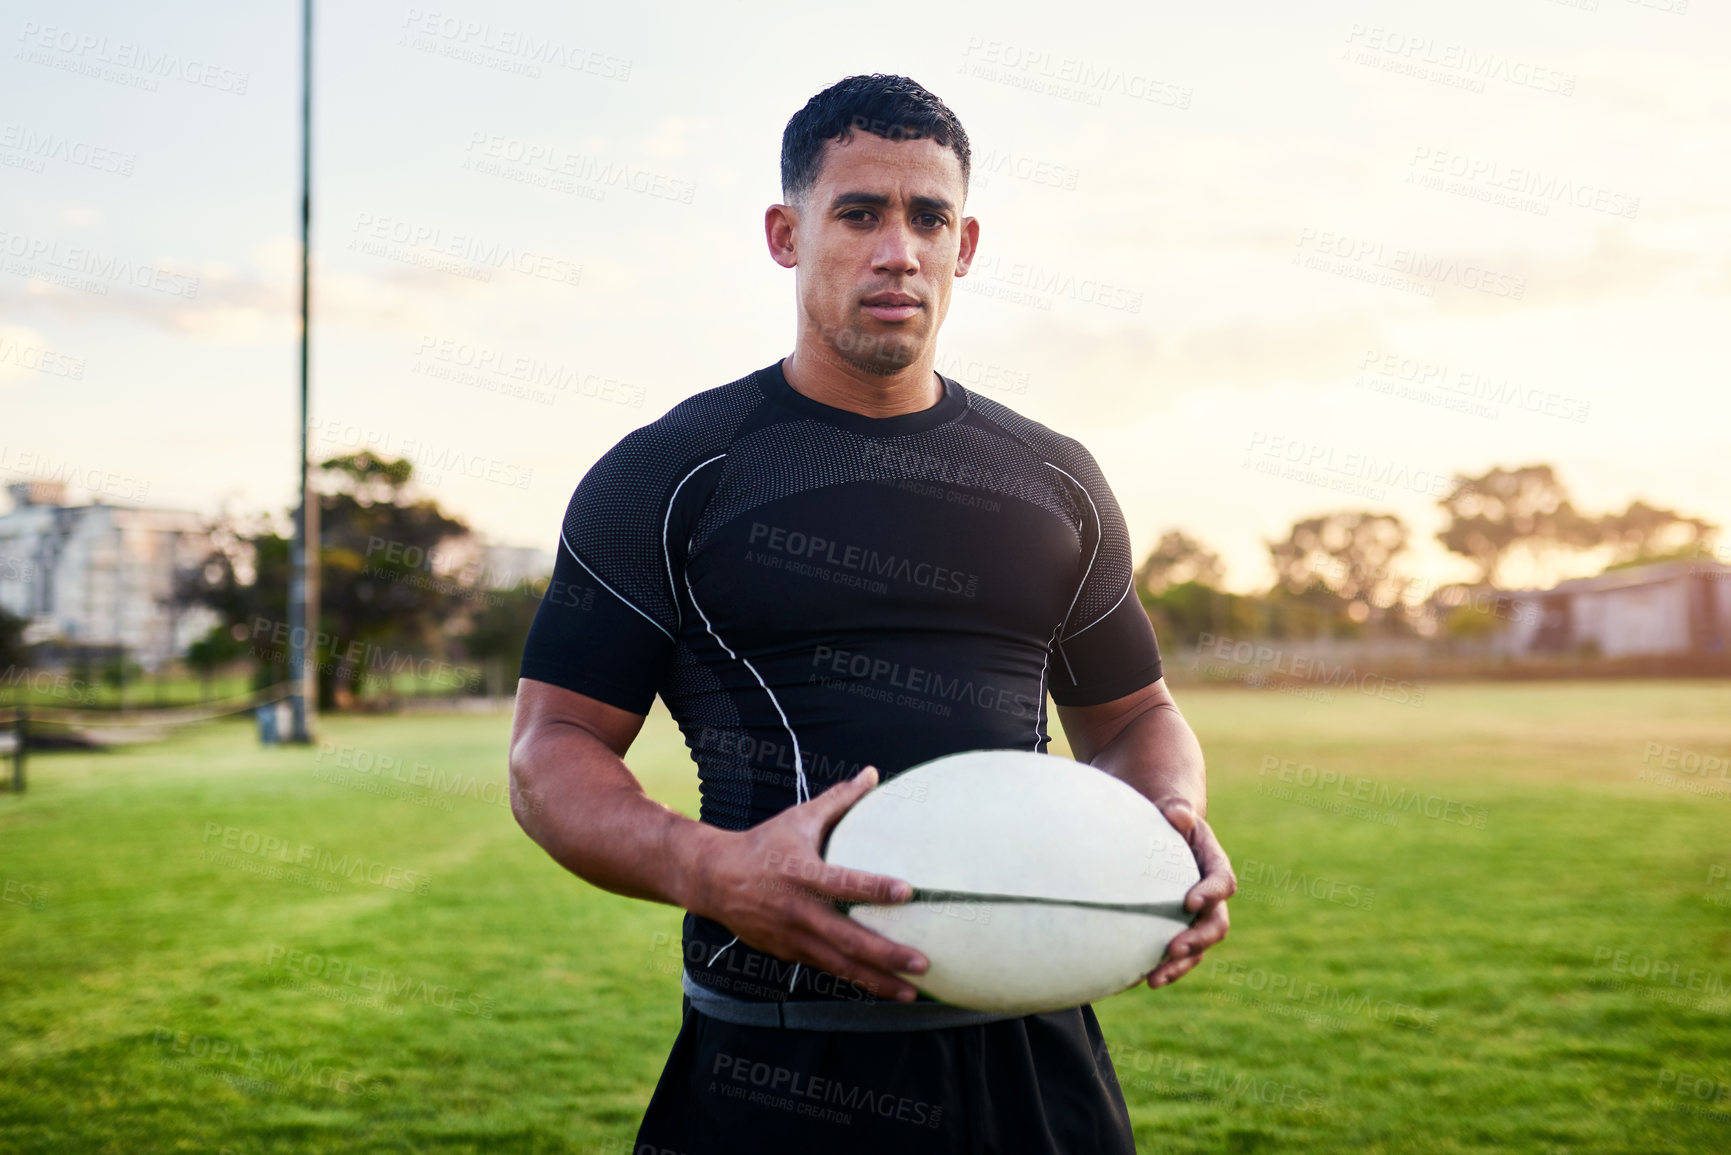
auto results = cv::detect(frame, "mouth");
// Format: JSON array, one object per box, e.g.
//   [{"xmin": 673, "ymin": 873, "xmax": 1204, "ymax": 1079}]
[{"xmin": 860, "ymin": 294, "xmax": 923, "ymax": 323}]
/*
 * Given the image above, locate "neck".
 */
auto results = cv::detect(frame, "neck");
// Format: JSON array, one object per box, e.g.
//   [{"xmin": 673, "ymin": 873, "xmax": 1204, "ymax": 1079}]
[{"xmin": 782, "ymin": 342, "xmax": 942, "ymax": 418}]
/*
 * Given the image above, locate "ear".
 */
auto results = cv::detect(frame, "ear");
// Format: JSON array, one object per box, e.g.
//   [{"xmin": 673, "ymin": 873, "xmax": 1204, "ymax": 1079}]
[
  {"xmin": 765, "ymin": 203, "xmax": 798, "ymax": 269},
  {"xmin": 954, "ymin": 215, "xmax": 980, "ymax": 277}
]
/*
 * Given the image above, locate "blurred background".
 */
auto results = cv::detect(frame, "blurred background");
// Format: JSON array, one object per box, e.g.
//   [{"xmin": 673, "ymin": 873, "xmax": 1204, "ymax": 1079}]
[
  {"xmin": 4, "ymin": 0, "xmax": 1728, "ymax": 712},
  {"xmin": 3, "ymin": 1, "xmax": 1728, "ymax": 1152}
]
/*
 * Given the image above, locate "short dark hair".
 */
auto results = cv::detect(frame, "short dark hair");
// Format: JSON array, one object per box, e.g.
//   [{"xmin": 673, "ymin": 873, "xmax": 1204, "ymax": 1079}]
[{"xmin": 781, "ymin": 74, "xmax": 971, "ymax": 206}]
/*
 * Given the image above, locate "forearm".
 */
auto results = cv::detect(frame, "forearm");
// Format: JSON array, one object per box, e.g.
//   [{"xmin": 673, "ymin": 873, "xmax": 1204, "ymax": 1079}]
[
  {"xmin": 1083, "ymin": 700, "xmax": 1208, "ymax": 817},
  {"xmin": 509, "ymin": 719, "xmax": 720, "ymax": 908}
]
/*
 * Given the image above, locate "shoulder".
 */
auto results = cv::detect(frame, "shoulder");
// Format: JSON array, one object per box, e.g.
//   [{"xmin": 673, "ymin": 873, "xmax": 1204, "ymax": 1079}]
[
  {"xmin": 562, "ymin": 368, "xmax": 769, "ymax": 551},
  {"xmin": 557, "ymin": 369, "xmax": 771, "ymax": 621},
  {"xmin": 584, "ymin": 370, "xmax": 769, "ymax": 492},
  {"xmin": 956, "ymin": 385, "xmax": 1109, "ymax": 491}
]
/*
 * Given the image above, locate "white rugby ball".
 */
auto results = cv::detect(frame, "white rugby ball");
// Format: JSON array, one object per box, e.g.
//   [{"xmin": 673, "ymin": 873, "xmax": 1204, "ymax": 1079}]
[{"xmin": 823, "ymin": 749, "xmax": 1201, "ymax": 1015}]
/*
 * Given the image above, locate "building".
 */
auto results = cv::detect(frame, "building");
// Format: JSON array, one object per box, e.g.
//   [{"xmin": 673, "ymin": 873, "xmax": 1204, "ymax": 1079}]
[
  {"xmin": 1498, "ymin": 557, "xmax": 1731, "ymax": 659},
  {"xmin": 0, "ymin": 481, "xmax": 221, "ymax": 670}
]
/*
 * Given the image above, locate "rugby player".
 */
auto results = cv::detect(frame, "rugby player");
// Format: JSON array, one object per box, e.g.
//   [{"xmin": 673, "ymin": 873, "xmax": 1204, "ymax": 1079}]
[{"xmin": 509, "ymin": 73, "xmax": 1235, "ymax": 1155}]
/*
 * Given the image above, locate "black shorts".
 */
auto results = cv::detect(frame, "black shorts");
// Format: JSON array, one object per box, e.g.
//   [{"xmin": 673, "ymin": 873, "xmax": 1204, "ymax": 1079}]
[{"xmin": 633, "ymin": 997, "xmax": 1138, "ymax": 1155}]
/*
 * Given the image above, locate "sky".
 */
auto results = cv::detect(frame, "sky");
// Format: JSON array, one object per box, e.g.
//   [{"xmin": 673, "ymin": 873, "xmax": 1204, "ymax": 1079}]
[{"xmin": 3, "ymin": 0, "xmax": 1727, "ymax": 594}]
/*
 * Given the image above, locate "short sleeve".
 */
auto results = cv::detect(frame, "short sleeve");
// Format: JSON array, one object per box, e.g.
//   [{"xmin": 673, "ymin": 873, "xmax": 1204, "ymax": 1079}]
[
  {"xmin": 517, "ymin": 538, "xmax": 675, "ymax": 715},
  {"xmin": 1049, "ymin": 587, "xmax": 1163, "ymax": 706},
  {"xmin": 1047, "ymin": 446, "xmax": 1163, "ymax": 707},
  {"xmin": 517, "ymin": 435, "xmax": 688, "ymax": 715},
  {"xmin": 516, "ymin": 375, "xmax": 765, "ymax": 714}
]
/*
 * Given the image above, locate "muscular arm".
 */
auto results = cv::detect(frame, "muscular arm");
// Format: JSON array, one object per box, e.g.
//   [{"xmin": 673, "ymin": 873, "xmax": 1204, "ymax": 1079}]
[
  {"xmin": 508, "ymin": 677, "xmax": 929, "ymax": 999},
  {"xmin": 1056, "ymin": 677, "xmax": 1235, "ymax": 988},
  {"xmin": 507, "ymin": 677, "xmax": 704, "ymax": 906},
  {"xmin": 1059, "ymin": 676, "xmax": 1208, "ymax": 814}
]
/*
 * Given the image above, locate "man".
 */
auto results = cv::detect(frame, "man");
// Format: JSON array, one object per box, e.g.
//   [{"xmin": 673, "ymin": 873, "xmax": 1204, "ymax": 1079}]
[{"xmin": 509, "ymin": 73, "xmax": 1234, "ymax": 1154}]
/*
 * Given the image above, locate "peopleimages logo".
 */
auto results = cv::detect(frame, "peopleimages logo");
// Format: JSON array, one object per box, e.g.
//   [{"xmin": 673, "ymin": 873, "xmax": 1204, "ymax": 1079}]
[
  {"xmin": 1194, "ymin": 632, "xmax": 1429, "ymax": 707},
  {"xmin": 200, "ymin": 823, "xmax": 431, "ymax": 895},
  {"xmin": 1293, "ymin": 228, "xmax": 1526, "ymax": 299},
  {"xmin": 264, "ymin": 945, "xmax": 494, "ymax": 1018},
  {"xmin": 1256, "ymin": 756, "xmax": 1488, "ymax": 829},
  {"xmin": 1236, "ymin": 858, "xmax": 1376, "ymax": 910},
  {"xmin": 0, "ymin": 227, "xmax": 200, "ymax": 298},
  {"xmin": 860, "ymin": 440, "xmax": 1047, "ymax": 504},
  {"xmin": 711, "ymin": 1051, "xmax": 944, "ymax": 1129},
  {"xmin": 809, "ymin": 645, "xmax": 1039, "ymax": 722},
  {"xmin": 962, "ymin": 254, "xmax": 1143, "ymax": 313},
  {"xmin": 748, "ymin": 523, "xmax": 979, "ymax": 598},
  {"xmin": 0, "ymin": 123, "xmax": 136, "ymax": 175},
  {"xmin": 16, "ymin": 22, "xmax": 251, "ymax": 94}
]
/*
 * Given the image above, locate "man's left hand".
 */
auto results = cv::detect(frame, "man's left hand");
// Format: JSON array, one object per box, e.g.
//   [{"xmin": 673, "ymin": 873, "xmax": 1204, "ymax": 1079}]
[{"xmin": 1145, "ymin": 797, "xmax": 1234, "ymax": 989}]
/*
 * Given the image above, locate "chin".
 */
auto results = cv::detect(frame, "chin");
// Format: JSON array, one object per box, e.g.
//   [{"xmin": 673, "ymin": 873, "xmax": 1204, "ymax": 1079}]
[
  {"xmin": 840, "ymin": 348, "xmax": 920, "ymax": 377},
  {"xmin": 825, "ymin": 323, "xmax": 923, "ymax": 377}
]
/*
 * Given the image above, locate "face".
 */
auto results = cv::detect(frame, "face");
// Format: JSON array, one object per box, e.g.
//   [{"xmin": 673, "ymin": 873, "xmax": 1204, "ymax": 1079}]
[{"xmin": 767, "ymin": 131, "xmax": 978, "ymax": 377}]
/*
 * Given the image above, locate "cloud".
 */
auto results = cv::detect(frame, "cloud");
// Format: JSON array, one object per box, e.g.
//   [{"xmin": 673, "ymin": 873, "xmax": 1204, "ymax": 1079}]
[
  {"xmin": 0, "ymin": 323, "xmax": 55, "ymax": 385},
  {"xmin": 0, "ymin": 258, "xmax": 495, "ymax": 339},
  {"xmin": 1500, "ymin": 225, "xmax": 1711, "ymax": 309},
  {"xmin": 946, "ymin": 310, "xmax": 1384, "ymax": 428}
]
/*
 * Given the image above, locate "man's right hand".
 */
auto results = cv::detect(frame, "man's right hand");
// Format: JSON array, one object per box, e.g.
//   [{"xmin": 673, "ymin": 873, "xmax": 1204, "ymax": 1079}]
[{"xmin": 683, "ymin": 766, "xmax": 930, "ymax": 1002}]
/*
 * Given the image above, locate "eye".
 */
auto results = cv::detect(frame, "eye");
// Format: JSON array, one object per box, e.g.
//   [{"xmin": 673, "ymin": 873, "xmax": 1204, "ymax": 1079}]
[{"xmin": 840, "ymin": 209, "xmax": 874, "ymax": 224}]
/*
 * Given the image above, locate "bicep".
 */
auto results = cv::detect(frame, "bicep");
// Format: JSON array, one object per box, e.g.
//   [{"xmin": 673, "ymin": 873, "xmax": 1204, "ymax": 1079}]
[
  {"xmin": 510, "ymin": 677, "xmax": 648, "ymax": 760},
  {"xmin": 1047, "ymin": 447, "xmax": 1163, "ymax": 707},
  {"xmin": 1056, "ymin": 677, "xmax": 1175, "ymax": 764}
]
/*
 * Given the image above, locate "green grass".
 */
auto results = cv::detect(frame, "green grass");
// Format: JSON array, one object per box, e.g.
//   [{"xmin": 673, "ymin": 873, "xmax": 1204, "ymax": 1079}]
[
  {"xmin": 2, "ymin": 681, "xmax": 1729, "ymax": 1152},
  {"xmin": 0, "ymin": 670, "xmax": 258, "ymax": 712},
  {"xmin": 0, "ymin": 667, "xmax": 490, "ymax": 713}
]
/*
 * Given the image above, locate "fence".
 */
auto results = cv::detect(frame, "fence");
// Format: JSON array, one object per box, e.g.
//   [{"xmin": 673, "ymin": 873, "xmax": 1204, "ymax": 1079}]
[{"xmin": 0, "ymin": 682, "xmax": 296, "ymax": 795}]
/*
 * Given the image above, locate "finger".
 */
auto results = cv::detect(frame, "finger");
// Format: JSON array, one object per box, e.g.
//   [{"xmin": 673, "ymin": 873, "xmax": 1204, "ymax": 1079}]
[
  {"xmin": 1147, "ymin": 954, "xmax": 1203, "ymax": 988},
  {"xmin": 800, "ymin": 902, "xmax": 930, "ymax": 976},
  {"xmin": 785, "ymin": 930, "xmax": 921, "ymax": 1003},
  {"xmin": 1156, "ymin": 796, "xmax": 1199, "ymax": 837},
  {"xmin": 799, "ymin": 858, "xmax": 914, "ymax": 906},
  {"xmin": 1163, "ymin": 904, "xmax": 1230, "ymax": 961},
  {"xmin": 725, "ymin": 915, "xmax": 923, "ymax": 1003},
  {"xmin": 1167, "ymin": 920, "xmax": 1229, "ymax": 958},
  {"xmin": 803, "ymin": 765, "xmax": 880, "ymax": 831},
  {"xmin": 1184, "ymin": 866, "xmax": 1237, "ymax": 914},
  {"xmin": 1187, "ymin": 817, "xmax": 1234, "ymax": 875},
  {"xmin": 1147, "ymin": 957, "xmax": 1199, "ymax": 987},
  {"xmin": 754, "ymin": 847, "xmax": 911, "ymax": 905},
  {"xmin": 1179, "ymin": 820, "xmax": 1234, "ymax": 913}
]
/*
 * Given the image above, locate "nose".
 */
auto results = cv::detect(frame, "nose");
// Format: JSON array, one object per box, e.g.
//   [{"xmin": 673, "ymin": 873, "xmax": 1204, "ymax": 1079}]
[{"xmin": 873, "ymin": 220, "xmax": 918, "ymax": 277}]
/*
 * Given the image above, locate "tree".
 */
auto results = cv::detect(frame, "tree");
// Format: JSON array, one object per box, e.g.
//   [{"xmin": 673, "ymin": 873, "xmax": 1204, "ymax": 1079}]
[
  {"xmin": 174, "ymin": 454, "xmax": 475, "ymax": 710},
  {"xmin": 457, "ymin": 582, "xmax": 546, "ymax": 697},
  {"xmin": 1134, "ymin": 531, "xmax": 1255, "ymax": 652},
  {"xmin": 1266, "ymin": 511, "xmax": 1410, "ymax": 609},
  {"xmin": 1135, "ymin": 530, "xmax": 1225, "ymax": 597},
  {"xmin": 171, "ymin": 518, "xmax": 291, "ymax": 691},
  {"xmin": 1595, "ymin": 500, "xmax": 1716, "ymax": 568},
  {"xmin": 1138, "ymin": 581, "xmax": 1264, "ymax": 651},
  {"xmin": 313, "ymin": 452, "xmax": 471, "ymax": 706},
  {"xmin": 1436, "ymin": 465, "xmax": 1599, "ymax": 586},
  {"xmin": 185, "ymin": 622, "xmax": 249, "ymax": 702}
]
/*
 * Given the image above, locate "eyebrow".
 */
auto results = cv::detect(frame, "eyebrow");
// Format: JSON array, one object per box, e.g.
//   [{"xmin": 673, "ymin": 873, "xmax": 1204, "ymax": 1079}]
[{"xmin": 829, "ymin": 191, "xmax": 956, "ymax": 215}]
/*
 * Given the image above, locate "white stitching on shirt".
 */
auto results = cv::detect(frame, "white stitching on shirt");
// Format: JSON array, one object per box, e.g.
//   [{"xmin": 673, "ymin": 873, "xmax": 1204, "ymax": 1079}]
[
  {"xmin": 683, "ymin": 571, "xmax": 810, "ymax": 805},
  {"xmin": 1064, "ymin": 577, "xmax": 1133, "ymax": 643},
  {"xmin": 560, "ymin": 534, "xmax": 674, "ymax": 642},
  {"xmin": 664, "ymin": 454, "xmax": 727, "ymax": 631},
  {"xmin": 1045, "ymin": 462, "xmax": 1103, "ymax": 643},
  {"xmin": 707, "ymin": 935, "xmax": 738, "ymax": 967}
]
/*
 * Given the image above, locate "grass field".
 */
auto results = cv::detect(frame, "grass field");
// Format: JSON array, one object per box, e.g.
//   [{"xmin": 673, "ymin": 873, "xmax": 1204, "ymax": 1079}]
[
  {"xmin": 0, "ymin": 670, "xmax": 256, "ymax": 712},
  {"xmin": 2, "ymin": 680, "xmax": 1729, "ymax": 1153}
]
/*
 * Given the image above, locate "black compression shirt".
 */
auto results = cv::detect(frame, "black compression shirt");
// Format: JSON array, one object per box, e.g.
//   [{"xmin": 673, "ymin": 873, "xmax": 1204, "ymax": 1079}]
[{"xmin": 520, "ymin": 358, "xmax": 1162, "ymax": 1004}]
